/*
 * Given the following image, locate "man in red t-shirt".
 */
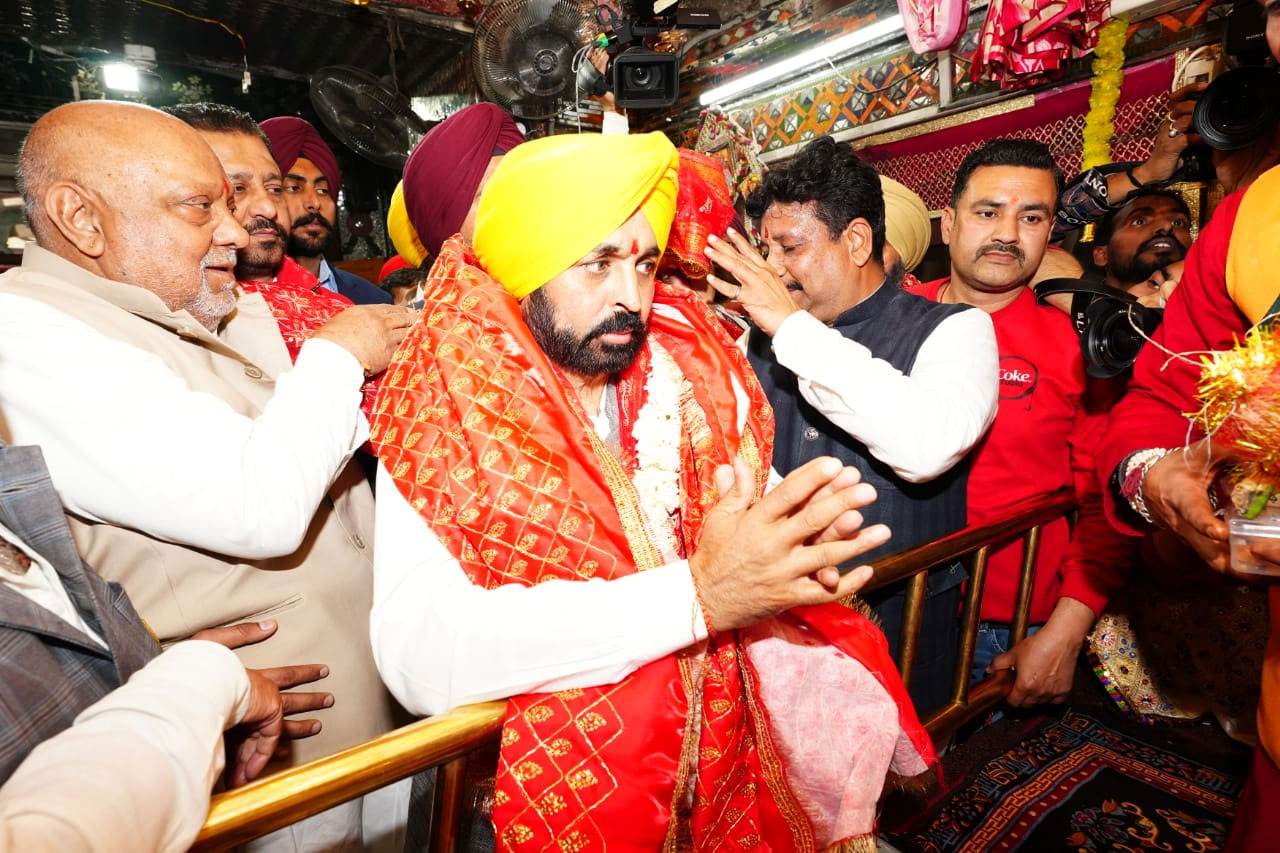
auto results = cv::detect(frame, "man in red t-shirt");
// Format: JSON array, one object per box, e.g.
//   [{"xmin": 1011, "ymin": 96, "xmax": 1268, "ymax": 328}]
[{"xmin": 907, "ymin": 139, "xmax": 1129, "ymax": 706}]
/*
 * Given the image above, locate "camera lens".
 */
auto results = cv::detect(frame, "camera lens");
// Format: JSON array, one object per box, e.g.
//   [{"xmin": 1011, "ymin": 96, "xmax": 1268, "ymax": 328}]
[
  {"xmin": 610, "ymin": 47, "xmax": 679, "ymax": 109},
  {"xmin": 1193, "ymin": 66, "xmax": 1280, "ymax": 151},
  {"xmin": 624, "ymin": 64, "xmax": 658, "ymax": 92},
  {"xmin": 1080, "ymin": 300, "xmax": 1163, "ymax": 379}
]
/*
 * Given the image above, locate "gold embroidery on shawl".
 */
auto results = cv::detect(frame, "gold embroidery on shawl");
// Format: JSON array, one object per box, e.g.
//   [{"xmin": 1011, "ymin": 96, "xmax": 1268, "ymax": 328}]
[
  {"xmin": 665, "ymin": 647, "xmax": 709, "ymax": 852},
  {"xmin": 585, "ymin": 427, "xmax": 664, "ymax": 572},
  {"xmin": 827, "ymin": 835, "xmax": 877, "ymax": 853},
  {"xmin": 738, "ymin": 645, "xmax": 817, "ymax": 853}
]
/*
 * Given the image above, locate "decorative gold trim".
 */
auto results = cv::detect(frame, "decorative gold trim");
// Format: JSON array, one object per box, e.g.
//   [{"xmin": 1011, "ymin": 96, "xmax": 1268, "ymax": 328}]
[
  {"xmin": 856, "ymin": 94, "xmax": 1037, "ymax": 148},
  {"xmin": 1165, "ymin": 180, "xmax": 1208, "ymax": 238},
  {"xmin": 739, "ymin": 645, "xmax": 817, "ymax": 852},
  {"xmin": 664, "ymin": 649, "xmax": 707, "ymax": 852},
  {"xmin": 1171, "ymin": 47, "xmax": 1191, "ymax": 87},
  {"xmin": 586, "ymin": 426, "xmax": 666, "ymax": 572},
  {"xmin": 826, "ymin": 835, "xmax": 878, "ymax": 853}
]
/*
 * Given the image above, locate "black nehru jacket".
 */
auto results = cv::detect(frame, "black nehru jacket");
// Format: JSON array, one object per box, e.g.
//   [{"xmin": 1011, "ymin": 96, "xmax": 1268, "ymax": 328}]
[
  {"xmin": 747, "ymin": 281, "xmax": 971, "ymax": 563},
  {"xmin": 747, "ymin": 281, "xmax": 975, "ymax": 714}
]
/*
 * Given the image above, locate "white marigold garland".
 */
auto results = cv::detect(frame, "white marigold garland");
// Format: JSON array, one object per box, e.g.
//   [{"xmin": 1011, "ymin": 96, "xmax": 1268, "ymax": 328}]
[{"xmin": 631, "ymin": 342, "xmax": 687, "ymax": 563}]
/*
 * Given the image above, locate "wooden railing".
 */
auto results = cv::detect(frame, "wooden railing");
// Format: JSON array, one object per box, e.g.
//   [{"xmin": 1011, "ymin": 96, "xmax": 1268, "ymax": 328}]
[{"xmin": 192, "ymin": 489, "xmax": 1076, "ymax": 850}]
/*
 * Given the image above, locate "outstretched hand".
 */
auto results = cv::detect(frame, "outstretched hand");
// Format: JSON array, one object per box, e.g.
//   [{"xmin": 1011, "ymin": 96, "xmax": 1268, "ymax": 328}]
[
  {"xmin": 690, "ymin": 455, "xmax": 889, "ymax": 633},
  {"xmin": 704, "ymin": 230, "xmax": 799, "ymax": 337},
  {"xmin": 313, "ymin": 304, "xmax": 417, "ymax": 376},
  {"xmin": 191, "ymin": 620, "xmax": 332, "ymax": 740},
  {"xmin": 254, "ymin": 663, "xmax": 331, "ymax": 740},
  {"xmin": 228, "ymin": 670, "xmax": 284, "ymax": 788}
]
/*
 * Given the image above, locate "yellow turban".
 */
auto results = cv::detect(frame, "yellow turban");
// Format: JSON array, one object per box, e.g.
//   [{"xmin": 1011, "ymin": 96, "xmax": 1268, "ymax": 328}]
[
  {"xmin": 474, "ymin": 132, "xmax": 680, "ymax": 299},
  {"xmin": 387, "ymin": 181, "xmax": 430, "ymax": 267},
  {"xmin": 880, "ymin": 175, "xmax": 930, "ymax": 273}
]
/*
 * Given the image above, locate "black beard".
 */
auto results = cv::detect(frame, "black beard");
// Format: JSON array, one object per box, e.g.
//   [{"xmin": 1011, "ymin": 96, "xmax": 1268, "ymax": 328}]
[
  {"xmin": 1109, "ymin": 240, "xmax": 1187, "ymax": 286},
  {"xmin": 236, "ymin": 217, "xmax": 285, "ymax": 279},
  {"xmin": 286, "ymin": 212, "xmax": 334, "ymax": 258},
  {"xmin": 522, "ymin": 288, "xmax": 647, "ymax": 378}
]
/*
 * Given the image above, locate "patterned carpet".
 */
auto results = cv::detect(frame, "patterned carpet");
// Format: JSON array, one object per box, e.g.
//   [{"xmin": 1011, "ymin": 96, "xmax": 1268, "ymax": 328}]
[{"xmin": 883, "ymin": 675, "xmax": 1253, "ymax": 852}]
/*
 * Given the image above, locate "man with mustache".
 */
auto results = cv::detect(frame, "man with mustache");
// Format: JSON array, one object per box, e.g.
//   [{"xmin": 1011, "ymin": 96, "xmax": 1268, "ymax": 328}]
[
  {"xmin": 259, "ymin": 116, "xmax": 391, "ymax": 306},
  {"xmin": 0, "ymin": 101, "xmax": 415, "ymax": 850},
  {"xmin": 906, "ymin": 139, "xmax": 1122, "ymax": 708},
  {"xmin": 1091, "ymin": 189, "xmax": 1192, "ymax": 299},
  {"xmin": 168, "ymin": 104, "xmax": 384, "ymax": 379},
  {"xmin": 702, "ymin": 136, "xmax": 999, "ymax": 714},
  {"xmin": 163, "ymin": 104, "xmax": 291, "ymax": 286},
  {"xmin": 370, "ymin": 131, "xmax": 935, "ymax": 851}
]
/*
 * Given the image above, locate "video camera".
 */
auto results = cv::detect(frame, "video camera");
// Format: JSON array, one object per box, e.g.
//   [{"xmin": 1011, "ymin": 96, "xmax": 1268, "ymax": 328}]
[
  {"xmin": 578, "ymin": 1, "xmax": 721, "ymax": 110},
  {"xmin": 1032, "ymin": 278, "xmax": 1164, "ymax": 379},
  {"xmin": 1186, "ymin": 2, "xmax": 1280, "ymax": 156}
]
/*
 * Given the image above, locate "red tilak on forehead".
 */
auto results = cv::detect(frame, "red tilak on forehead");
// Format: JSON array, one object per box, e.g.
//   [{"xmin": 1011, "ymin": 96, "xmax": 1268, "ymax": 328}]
[
  {"xmin": 763, "ymin": 227, "xmax": 770, "ymax": 240},
  {"xmin": 630, "ymin": 239, "xmax": 639, "ymax": 255}
]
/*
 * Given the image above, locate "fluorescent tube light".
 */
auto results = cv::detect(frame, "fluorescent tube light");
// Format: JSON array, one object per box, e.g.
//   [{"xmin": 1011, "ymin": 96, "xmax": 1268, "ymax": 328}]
[
  {"xmin": 700, "ymin": 14, "xmax": 903, "ymax": 106},
  {"xmin": 101, "ymin": 62, "xmax": 140, "ymax": 93}
]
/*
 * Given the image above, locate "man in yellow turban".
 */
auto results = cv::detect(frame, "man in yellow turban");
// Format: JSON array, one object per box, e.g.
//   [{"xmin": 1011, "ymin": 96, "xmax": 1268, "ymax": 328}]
[{"xmin": 368, "ymin": 131, "xmax": 934, "ymax": 851}]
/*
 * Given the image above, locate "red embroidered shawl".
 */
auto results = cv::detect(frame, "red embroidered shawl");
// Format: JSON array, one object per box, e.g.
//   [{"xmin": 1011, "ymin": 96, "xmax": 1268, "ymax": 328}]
[
  {"xmin": 371, "ymin": 237, "xmax": 935, "ymax": 851},
  {"xmin": 238, "ymin": 257, "xmax": 380, "ymax": 417}
]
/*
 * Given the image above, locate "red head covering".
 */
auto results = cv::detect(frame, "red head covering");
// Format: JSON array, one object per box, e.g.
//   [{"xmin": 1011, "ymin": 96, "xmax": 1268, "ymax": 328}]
[
  {"xmin": 660, "ymin": 149, "xmax": 737, "ymax": 280},
  {"xmin": 401, "ymin": 102, "xmax": 524, "ymax": 257},
  {"xmin": 259, "ymin": 116, "xmax": 342, "ymax": 197},
  {"xmin": 378, "ymin": 254, "xmax": 413, "ymax": 283}
]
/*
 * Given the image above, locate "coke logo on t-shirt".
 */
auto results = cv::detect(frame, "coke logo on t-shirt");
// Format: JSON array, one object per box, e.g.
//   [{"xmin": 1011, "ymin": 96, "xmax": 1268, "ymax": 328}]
[{"xmin": 998, "ymin": 355, "xmax": 1038, "ymax": 400}]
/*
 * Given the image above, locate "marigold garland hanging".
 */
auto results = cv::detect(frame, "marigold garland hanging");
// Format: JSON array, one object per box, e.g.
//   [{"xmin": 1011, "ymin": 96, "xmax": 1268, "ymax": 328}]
[{"xmin": 1081, "ymin": 15, "xmax": 1129, "ymax": 171}]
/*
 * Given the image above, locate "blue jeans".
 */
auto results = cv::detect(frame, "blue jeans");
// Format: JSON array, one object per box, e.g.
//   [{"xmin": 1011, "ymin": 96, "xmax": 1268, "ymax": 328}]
[{"xmin": 971, "ymin": 621, "xmax": 1043, "ymax": 684}]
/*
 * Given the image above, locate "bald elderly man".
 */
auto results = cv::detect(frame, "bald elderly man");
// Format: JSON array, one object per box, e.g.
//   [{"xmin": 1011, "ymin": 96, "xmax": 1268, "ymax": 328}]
[{"xmin": 1, "ymin": 101, "xmax": 414, "ymax": 850}]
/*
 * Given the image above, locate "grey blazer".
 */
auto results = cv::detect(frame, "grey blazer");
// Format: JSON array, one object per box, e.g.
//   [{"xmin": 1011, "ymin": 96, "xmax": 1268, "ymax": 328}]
[{"xmin": 0, "ymin": 443, "xmax": 158, "ymax": 783}]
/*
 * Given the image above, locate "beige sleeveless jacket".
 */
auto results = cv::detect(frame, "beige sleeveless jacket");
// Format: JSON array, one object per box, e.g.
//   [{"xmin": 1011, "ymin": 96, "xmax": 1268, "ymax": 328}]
[{"xmin": 0, "ymin": 245, "xmax": 403, "ymax": 764}]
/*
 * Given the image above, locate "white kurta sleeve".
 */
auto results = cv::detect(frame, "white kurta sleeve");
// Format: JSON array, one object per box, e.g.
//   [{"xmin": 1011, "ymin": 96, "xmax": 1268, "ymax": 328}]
[
  {"xmin": 0, "ymin": 294, "xmax": 367, "ymax": 559},
  {"xmin": 766, "ymin": 308, "xmax": 998, "ymax": 483},
  {"xmin": 370, "ymin": 463, "xmax": 709, "ymax": 717},
  {"xmin": 0, "ymin": 640, "xmax": 249, "ymax": 853}
]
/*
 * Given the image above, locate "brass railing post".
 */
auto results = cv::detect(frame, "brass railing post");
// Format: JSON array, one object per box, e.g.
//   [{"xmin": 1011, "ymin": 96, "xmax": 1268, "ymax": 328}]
[
  {"xmin": 952, "ymin": 546, "xmax": 990, "ymax": 707},
  {"xmin": 429, "ymin": 756, "xmax": 471, "ymax": 852},
  {"xmin": 896, "ymin": 573, "xmax": 928, "ymax": 689},
  {"xmin": 1009, "ymin": 524, "xmax": 1042, "ymax": 646}
]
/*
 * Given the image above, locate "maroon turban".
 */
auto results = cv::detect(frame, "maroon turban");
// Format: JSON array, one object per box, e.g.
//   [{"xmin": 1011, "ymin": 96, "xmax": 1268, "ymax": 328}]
[
  {"xmin": 401, "ymin": 102, "xmax": 524, "ymax": 256},
  {"xmin": 259, "ymin": 116, "xmax": 342, "ymax": 197}
]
